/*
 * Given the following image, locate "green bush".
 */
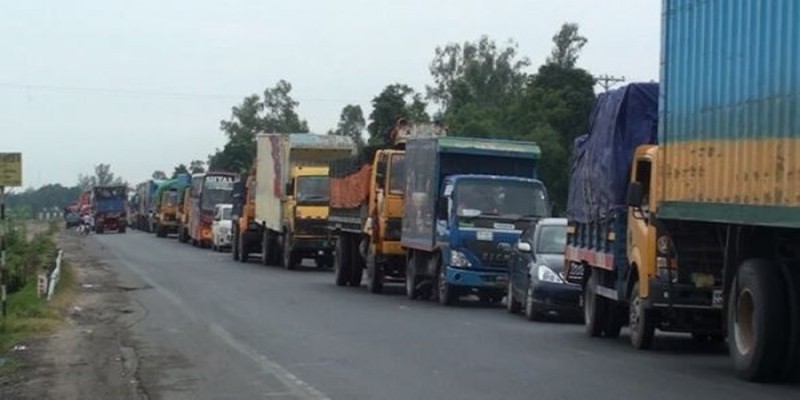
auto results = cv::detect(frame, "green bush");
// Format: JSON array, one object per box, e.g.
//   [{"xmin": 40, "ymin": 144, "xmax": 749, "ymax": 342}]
[{"xmin": 3, "ymin": 222, "xmax": 56, "ymax": 295}]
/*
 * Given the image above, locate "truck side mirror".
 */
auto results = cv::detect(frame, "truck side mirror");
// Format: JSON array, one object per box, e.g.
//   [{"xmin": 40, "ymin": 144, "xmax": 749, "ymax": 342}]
[
  {"xmin": 626, "ymin": 182, "xmax": 644, "ymax": 207},
  {"xmin": 285, "ymin": 181, "xmax": 294, "ymax": 196},
  {"xmin": 517, "ymin": 242, "xmax": 532, "ymax": 253}
]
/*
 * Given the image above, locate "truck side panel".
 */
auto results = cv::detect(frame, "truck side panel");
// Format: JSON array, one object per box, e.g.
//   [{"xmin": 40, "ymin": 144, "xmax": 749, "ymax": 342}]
[
  {"xmin": 328, "ymin": 157, "xmax": 371, "ymax": 232},
  {"xmin": 255, "ymin": 135, "xmax": 289, "ymax": 232},
  {"xmin": 659, "ymin": 0, "xmax": 800, "ymax": 226},
  {"xmin": 401, "ymin": 139, "xmax": 438, "ymax": 251}
]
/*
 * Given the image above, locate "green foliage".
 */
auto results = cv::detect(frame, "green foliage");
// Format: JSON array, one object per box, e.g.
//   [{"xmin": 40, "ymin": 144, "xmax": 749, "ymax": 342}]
[
  {"xmin": 5, "ymin": 184, "xmax": 82, "ymax": 216},
  {"xmin": 210, "ymin": 80, "xmax": 310, "ymax": 173},
  {"xmin": 189, "ymin": 160, "xmax": 205, "ymax": 174},
  {"xmin": 78, "ymin": 164, "xmax": 123, "ymax": 190},
  {"xmin": 547, "ymin": 23, "xmax": 588, "ymax": 68},
  {"xmin": 172, "ymin": 164, "xmax": 189, "ymax": 178},
  {"xmin": 151, "ymin": 170, "xmax": 167, "ymax": 180},
  {"xmin": 329, "ymin": 104, "xmax": 366, "ymax": 148},
  {"xmin": 425, "ymin": 25, "xmax": 596, "ymax": 213},
  {"xmin": 367, "ymin": 84, "xmax": 429, "ymax": 145},
  {"xmin": 3, "ymin": 222, "xmax": 56, "ymax": 295}
]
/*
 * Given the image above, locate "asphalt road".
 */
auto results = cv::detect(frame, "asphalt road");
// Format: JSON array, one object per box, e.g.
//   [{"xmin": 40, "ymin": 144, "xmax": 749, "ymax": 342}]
[{"xmin": 86, "ymin": 231, "xmax": 798, "ymax": 400}]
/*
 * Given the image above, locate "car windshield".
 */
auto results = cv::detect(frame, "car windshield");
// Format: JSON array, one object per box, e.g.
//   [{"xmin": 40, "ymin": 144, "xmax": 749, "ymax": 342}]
[
  {"xmin": 296, "ymin": 176, "xmax": 329, "ymax": 203},
  {"xmin": 536, "ymin": 225, "xmax": 568, "ymax": 254},
  {"xmin": 455, "ymin": 180, "xmax": 548, "ymax": 221}
]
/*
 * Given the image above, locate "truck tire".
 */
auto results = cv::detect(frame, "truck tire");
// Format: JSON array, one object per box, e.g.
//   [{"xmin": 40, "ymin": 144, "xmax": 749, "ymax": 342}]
[
  {"xmin": 261, "ymin": 232, "xmax": 272, "ymax": 266},
  {"xmin": 282, "ymin": 234, "xmax": 297, "ymax": 270},
  {"xmin": 506, "ymin": 281, "xmax": 521, "ymax": 314},
  {"xmin": 232, "ymin": 227, "xmax": 240, "ymax": 261},
  {"xmin": 435, "ymin": 254, "xmax": 456, "ymax": 306},
  {"xmin": 584, "ymin": 272, "xmax": 607, "ymax": 337},
  {"xmin": 334, "ymin": 235, "xmax": 352, "ymax": 287},
  {"xmin": 119, "ymin": 226, "xmax": 126, "ymax": 234},
  {"xmin": 348, "ymin": 238, "xmax": 363, "ymax": 287},
  {"xmin": 238, "ymin": 233, "xmax": 249, "ymax": 263},
  {"xmin": 405, "ymin": 252, "xmax": 421, "ymax": 300},
  {"xmin": 729, "ymin": 259, "xmax": 789, "ymax": 382},
  {"xmin": 629, "ymin": 282, "xmax": 655, "ymax": 349},
  {"xmin": 366, "ymin": 246, "xmax": 383, "ymax": 294}
]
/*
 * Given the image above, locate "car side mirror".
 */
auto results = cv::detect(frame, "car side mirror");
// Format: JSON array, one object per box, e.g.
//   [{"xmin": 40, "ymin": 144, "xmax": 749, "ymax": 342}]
[
  {"xmin": 626, "ymin": 182, "xmax": 644, "ymax": 207},
  {"xmin": 517, "ymin": 242, "xmax": 532, "ymax": 253}
]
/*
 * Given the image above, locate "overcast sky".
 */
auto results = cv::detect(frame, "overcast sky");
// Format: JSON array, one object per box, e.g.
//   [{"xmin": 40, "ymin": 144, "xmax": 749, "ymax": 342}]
[{"xmin": 1, "ymin": 0, "xmax": 660, "ymax": 190}]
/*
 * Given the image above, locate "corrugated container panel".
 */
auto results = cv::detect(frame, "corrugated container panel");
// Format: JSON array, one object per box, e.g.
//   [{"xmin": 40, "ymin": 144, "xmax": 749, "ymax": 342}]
[{"xmin": 659, "ymin": 0, "xmax": 800, "ymax": 210}]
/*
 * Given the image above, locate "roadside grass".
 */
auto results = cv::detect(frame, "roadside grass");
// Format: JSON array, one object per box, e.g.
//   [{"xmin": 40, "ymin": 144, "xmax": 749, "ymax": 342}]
[{"xmin": 0, "ymin": 225, "xmax": 77, "ymax": 373}]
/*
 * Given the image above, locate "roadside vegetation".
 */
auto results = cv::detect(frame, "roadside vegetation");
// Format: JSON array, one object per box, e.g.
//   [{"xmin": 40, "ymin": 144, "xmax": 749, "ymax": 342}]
[{"xmin": 0, "ymin": 221, "xmax": 74, "ymax": 370}]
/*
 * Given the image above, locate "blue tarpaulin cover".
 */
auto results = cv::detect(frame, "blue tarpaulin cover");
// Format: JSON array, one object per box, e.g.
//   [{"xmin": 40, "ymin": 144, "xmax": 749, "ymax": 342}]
[{"xmin": 567, "ymin": 83, "xmax": 659, "ymax": 223}]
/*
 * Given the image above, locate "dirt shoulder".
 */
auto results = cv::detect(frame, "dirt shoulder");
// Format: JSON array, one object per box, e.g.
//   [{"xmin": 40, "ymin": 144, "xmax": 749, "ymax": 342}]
[{"xmin": 0, "ymin": 232, "xmax": 147, "ymax": 400}]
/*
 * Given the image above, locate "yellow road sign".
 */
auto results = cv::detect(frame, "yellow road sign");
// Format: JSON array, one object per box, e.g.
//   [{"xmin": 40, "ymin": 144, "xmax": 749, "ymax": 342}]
[{"xmin": 0, "ymin": 153, "xmax": 22, "ymax": 186}]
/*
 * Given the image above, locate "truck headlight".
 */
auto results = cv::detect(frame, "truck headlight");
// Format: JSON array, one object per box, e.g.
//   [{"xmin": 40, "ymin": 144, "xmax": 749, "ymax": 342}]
[
  {"xmin": 450, "ymin": 250, "xmax": 472, "ymax": 267},
  {"xmin": 534, "ymin": 265, "xmax": 564, "ymax": 284}
]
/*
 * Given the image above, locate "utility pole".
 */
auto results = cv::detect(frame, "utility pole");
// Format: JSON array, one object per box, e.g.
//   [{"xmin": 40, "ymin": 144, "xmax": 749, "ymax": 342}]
[
  {"xmin": 0, "ymin": 152, "xmax": 22, "ymax": 319},
  {"xmin": 595, "ymin": 74, "xmax": 626, "ymax": 91}
]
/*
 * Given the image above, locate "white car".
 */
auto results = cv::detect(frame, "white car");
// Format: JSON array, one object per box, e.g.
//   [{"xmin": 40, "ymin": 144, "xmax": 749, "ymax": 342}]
[{"xmin": 211, "ymin": 203, "xmax": 233, "ymax": 252}]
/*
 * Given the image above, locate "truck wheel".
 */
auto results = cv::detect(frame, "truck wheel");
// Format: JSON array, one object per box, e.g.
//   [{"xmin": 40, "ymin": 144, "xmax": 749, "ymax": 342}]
[
  {"xmin": 405, "ymin": 253, "xmax": 421, "ymax": 300},
  {"xmin": 584, "ymin": 272, "xmax": 607, "ymax": 337},
  {"xmin": 238, "ymin": 234, "xmax": 249, "ymax": 263},
  {"xmin": 232, "ymin": 228, "xmax": 240, "ymax": 261},
  {"xmin": 629, "ymin": 282, "xmax": 655, "ymax": 349},
  {"xmin": 366, "ymin": 246, "xmax": 383, "ymax": 294},
  {"xmin": 506, "ymin": 281, "xmax": 521, "ymax": 314},
  {"xmin": 261, "ymin": 232, "xmax": 272, "ymax": 266},
  {"xmin": 348, "ymin": 238, "xmax": 363, "ymax": 287},
  {"xmin": 282, "ymin": 234, "xmax": 297, "ymax": 270},
  {"xmin": 729, "ymin": 259, "xmax": 789, "ymax": 382},
  {"xmin": 435, "ymin": 255, "xmax": 456, "ymax": 306},
  {"xmin": 119, "ymin": 226, "xmax": 126, "ymax": 234},
  {"xmin": 334, "ymin": 236, "xmax": 352, "ymax": 287}
]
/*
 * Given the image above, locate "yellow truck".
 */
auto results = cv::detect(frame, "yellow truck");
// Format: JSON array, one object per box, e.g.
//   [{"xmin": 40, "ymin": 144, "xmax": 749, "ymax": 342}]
[
  {"xmin": 236, "ymin": 133, "xmax": 354, "ymax": 269},
  {"xmin": 153, "ymin": 175, "xmax": 190, "ymax": 238}
]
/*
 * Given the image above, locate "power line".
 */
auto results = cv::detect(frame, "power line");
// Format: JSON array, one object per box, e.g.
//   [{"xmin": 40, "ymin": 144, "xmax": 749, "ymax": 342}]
[
  {"xmin": 594, "ymin": 74, "xmax": 626, "ymax": 91},
  {"xmin": 0, "ymin": 81, "xmax": 360, "ymax": 103}
]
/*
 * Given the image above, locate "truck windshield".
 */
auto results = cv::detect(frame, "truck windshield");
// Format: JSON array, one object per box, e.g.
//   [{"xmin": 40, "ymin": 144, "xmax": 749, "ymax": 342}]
[
  {"xmin": 95, "ymin": 187, "xmax": 126, "ymax": 199},
  {"xmin": 389, "ymin": 154, "xmax": 405, "ymax": 194},
  {"xmin": 221, "ymin": 207, "xmax": 232, "ymax": 220},
  {"xmin": 536, "ymin": 225, "xmax": 567, "ymax": 254},
  {"xmin": 296, "ymin": 176, "xmax": 329, "ymax": 204},
  {"xmin": 163, "ymin": 191, "xmax": 178, "ymax": 207},
  {"xmin": 201, "ymin": 176, "xmax": 235, "ymax": 211},
  {"xmin": 455, "ymin": 180, "xmax": 548, "ymax": 221}
]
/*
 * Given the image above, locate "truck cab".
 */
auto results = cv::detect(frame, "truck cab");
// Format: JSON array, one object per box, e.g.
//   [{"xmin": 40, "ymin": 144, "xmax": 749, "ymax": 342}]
[
  {"xmin": 435, "ymin": 175, "xmax": 550, "ymax": 303},
  {"xmin": 232, "ymin": 167, "xmax": 258, "ymax": 261},
  {"xmin": 284, "ymin": 165, "xmax": 334, "ymax": 268},
  {"xmin": 92, "ymin": 185, "xmax": 128, "ymax": 234},
  {"xmin": 155, "ymin": 188, "xmax": 180, "ymax": 237}
]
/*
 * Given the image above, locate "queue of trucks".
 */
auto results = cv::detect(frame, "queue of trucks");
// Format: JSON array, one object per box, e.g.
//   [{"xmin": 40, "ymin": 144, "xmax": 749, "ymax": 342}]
[{"xmin": 70, "ymin": 0, "xmax": 799, "ymax": 382}]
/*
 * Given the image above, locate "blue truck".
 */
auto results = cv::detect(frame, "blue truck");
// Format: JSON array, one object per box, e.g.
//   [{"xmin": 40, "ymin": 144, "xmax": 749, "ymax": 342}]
[
  {"xmin": 402, "ymin": 137, "xmax": 550, "ymax": 305},
  {"xmin": 92, "ymin": 185, "xmax": 128, "ymax": 234}
]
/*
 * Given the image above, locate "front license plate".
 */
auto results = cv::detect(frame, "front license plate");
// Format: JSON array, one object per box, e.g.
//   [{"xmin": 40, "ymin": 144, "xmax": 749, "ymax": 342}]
[
  {"xmin": 712, "ymin": 289, "xmax": 723, "ymax": 307},
  {"xmin": 477, "ymin": 230, "xmax": 493, "ymax": 241}
]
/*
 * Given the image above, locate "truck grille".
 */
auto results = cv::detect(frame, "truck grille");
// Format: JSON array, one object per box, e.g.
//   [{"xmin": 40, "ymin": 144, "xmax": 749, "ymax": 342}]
[
  {"xmin": 462, "ymin": 240, "xmax": 513, "ymax": 268},
  {"xmin": 295, "ymin": 218, "xmax": 328, "ymax": 236}
]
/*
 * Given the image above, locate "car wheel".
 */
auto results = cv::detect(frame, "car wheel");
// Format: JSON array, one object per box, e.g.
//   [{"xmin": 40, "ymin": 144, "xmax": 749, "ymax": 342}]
[{"xmin": 525, "ymin": 286, "xmax": 543, "ymax": 321}]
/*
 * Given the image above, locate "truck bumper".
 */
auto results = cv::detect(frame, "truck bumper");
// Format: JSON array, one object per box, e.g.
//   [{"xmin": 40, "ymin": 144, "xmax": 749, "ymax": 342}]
[
  {"xmin": 645, "ymin": 279, "xmax": 724, "ymax": 334},
  {"xmin": 293, "ymin": 237, "xmax": 335, "ymax": 254},
  {"xmin": 445, "ymin": 266, "xmax": 508, "ymax": 290}
]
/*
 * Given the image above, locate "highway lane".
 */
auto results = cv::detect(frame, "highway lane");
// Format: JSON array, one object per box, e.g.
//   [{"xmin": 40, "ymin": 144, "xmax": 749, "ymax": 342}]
[{"xmin": 87, "ymin": 231, "xmax": 798, "ymax": 399}]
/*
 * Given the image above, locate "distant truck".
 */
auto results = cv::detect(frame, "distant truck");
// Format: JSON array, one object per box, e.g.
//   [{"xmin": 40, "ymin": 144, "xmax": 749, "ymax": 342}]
[
  {"xmin": 329, "ymin": 121, "xmax": 438, "ymax": 292},
  {"xmin": 91, "ymin": 185, "xmax": 128, "ymax": 234},
  {"xmin": 134, "ymin": 180, "xmax": 162, "ymax": 232},
  {"xmin": 402, "ymin": 136, "xmax": 549, "ymax": 305},
  {"xmin": 187, "ymin": 172, "xmax": 237, "ymax": 248},
  {"xmin": 176, "ymin": 175, "xmax": 199, "ymax": 243},
  {"xmin": 153, "ymin": 174, "xmax": 190, "ymax": 238},
  {"xmin": 567, "ymin": 0, "xmax": 800, "ymax": 382},
  {"xmin": 233, "ymin": 133, "xmax": 354, "ymax": 269}
]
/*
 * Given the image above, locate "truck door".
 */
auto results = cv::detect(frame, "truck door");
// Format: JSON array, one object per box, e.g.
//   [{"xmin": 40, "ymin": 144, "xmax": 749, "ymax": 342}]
[{"xmin": 628, "ymin": 157, "xmax": 657, "ymax": 296}]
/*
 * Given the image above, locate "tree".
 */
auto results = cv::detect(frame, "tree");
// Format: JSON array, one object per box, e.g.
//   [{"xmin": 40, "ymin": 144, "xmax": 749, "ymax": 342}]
[
  {"xmin": 6, "ymin": 184, "xmax": 82, "ymax": 216},
  {"xmin": 189, "ymin": 160, "xmax": 205, "ymax": 174},
  {"xmin": 78, "ymin": 164, "xmax": 123, "ymax": 190},
  {"xmin": 427, "ymin": 36, "xmax": 529, "ymax": 137},
  {"xmin": 172, "ymin": 164, "xmax": 189, "ymax": 178},
  {"xmin": 329, "ymin": 104, "xmax": 366, "ymax": 147},
  {"xmin": 367, "ymin": 84, "xmax": 430, "ymax": 145},
  {"xmin": 152, "ymin": 170, "xmax": 167, "ymax": 180},
  {"xmin": 546, "ymin": 23, "xmax": 587, "ymax": 69},
  {"xmin": 210, "ymin": 80, "xmax": 310, "ymax": 172}
]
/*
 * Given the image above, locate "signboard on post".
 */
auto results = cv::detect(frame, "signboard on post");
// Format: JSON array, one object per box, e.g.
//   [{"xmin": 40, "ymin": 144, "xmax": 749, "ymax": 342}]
[{"xmin": 0, "ymin": 153, "xmax": 22, "ymax": 187}]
